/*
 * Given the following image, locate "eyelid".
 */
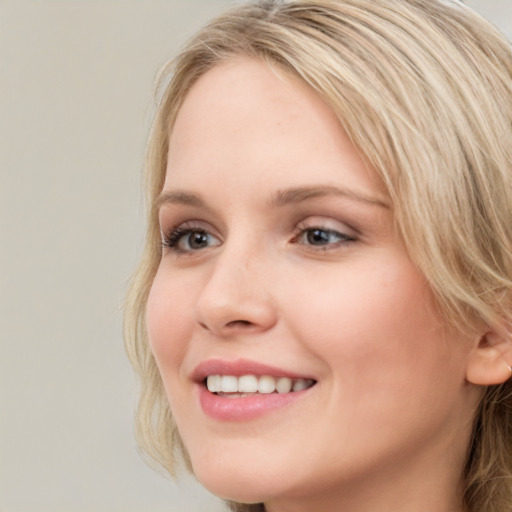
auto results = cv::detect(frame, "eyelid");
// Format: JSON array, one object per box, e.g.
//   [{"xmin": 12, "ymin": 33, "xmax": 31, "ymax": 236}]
[
  {"xmin": 294, "ymin": 216, "xmax": 358, "ymax": 237},
  {"xmin": 158, "ymin": 204, "xmax": 225, "ymax": 234},
  {"xmin": 160, "ymin": 219, "xmax": 213, "ymax": 236},
  {"xmin": 290, "ymin": 216, "xmax": 359, "ymax": 252}
]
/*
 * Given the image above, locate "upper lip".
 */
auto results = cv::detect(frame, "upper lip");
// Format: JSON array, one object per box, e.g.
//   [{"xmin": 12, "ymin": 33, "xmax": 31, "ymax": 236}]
[{"xmin": 191, "ymin": 358, "xmax": 316, "ymax": 383}]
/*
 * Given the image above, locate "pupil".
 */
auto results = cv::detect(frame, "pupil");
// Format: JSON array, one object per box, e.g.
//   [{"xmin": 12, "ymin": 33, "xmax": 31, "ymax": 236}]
[
  {"xmin": 307, "ymin": 229, "xmax": 329, "ymax": 245},
  {"xmin": 190, "ymin": 231, "xmax": 208, "ymax": 249}
]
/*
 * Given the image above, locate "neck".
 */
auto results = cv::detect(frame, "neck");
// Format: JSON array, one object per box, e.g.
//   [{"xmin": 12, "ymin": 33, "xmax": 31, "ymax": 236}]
[{"xmin": 263, "ymin": 433, "xmax": 469, "ymax": 512}]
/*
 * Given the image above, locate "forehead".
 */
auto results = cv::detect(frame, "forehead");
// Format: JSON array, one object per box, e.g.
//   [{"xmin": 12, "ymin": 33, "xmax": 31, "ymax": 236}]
[
  {"xmin": 164, "ymin": 56, "xmax": 384, "ymax": 201},
  {"xmin": 167, "ymin": 57, "xmax": 341, "ymax": 156}
]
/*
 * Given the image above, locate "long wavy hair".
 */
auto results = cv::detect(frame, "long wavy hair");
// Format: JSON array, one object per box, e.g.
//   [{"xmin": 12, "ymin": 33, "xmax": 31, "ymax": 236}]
[{"xmin": 124, "ymin": 1, "xmax": 512, "ymax": 510}]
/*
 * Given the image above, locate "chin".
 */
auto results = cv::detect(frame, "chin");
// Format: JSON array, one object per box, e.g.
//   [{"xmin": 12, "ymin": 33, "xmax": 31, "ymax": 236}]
[
  {"xmin": 191, "ymin": 457, "xmax": 283, "ymax": 504},
  {"xmin": 196, "ymin": 472, "xmax": 268, "ymax": 504}
]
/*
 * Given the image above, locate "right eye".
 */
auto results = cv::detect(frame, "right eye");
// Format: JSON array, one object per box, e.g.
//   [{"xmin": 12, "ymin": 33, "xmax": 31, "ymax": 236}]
[{"xmin": 162, "ymin": 225, "xmax": 221, "ymax": 253}]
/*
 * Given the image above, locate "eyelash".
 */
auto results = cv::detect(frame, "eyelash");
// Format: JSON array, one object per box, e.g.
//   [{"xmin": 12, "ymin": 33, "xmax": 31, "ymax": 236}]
[
  {"xmin": 161, "ymin": 224, "xmax": 217, "ymax": 253},
  {"xmin": 290, "ymin": 225, "xmax": 356, "ymax": 250},
  {"xmin": 163, "ymin": 225, "xmax": 192, "ymax": 248},
  {"xmin": 161, "ymin": 223, "xmax": 357, "ymax": 254}
]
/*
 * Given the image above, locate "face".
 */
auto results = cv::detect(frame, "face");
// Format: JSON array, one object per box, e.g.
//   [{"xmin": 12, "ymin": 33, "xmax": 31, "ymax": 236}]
[{"xmin": 146, "ymin": 57, "xmax": 479, "ymax": 511}]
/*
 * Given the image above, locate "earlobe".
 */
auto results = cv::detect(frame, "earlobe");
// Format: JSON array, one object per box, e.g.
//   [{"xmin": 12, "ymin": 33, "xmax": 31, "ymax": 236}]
[{"xmin": 466, "ymin": 330, "xmax": 512, "ymax": 386}]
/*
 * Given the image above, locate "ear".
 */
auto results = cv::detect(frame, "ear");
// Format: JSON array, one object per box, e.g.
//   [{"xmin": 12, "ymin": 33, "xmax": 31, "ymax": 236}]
[{"xmin": 466, "ymin": 328, "xmax": 512, "ymax": 385}]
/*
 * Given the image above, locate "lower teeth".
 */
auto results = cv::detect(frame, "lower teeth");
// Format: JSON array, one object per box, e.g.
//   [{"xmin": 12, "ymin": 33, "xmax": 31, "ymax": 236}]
[
  {"xmin": 215, "ymin": 390, "xmax": 303, "ymax": 397},
  {"xmin": 217, "ymin": 392, "xmax": 254, "ymax": 398}
]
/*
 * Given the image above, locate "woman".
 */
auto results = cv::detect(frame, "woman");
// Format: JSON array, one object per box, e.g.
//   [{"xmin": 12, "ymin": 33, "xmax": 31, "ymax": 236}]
[{"xmin": 124, "ymin": 1, "xmax": 512, "ymax": 511}]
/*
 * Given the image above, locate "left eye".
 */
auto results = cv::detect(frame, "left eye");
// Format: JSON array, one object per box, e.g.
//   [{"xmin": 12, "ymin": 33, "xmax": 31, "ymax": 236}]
[
  {"xmin": 296, "ymin": 228, "xmax": 354, "ymax": 246},
  {"xmin": 163, "ymin": 228, "xmax": 221, "ymax": 252}
]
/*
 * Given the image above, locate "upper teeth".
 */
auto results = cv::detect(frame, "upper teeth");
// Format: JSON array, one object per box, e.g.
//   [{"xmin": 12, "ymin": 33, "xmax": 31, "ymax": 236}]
[{"xmin": 206, "ymin": 375, "xmax": 314, "ymax": 394}]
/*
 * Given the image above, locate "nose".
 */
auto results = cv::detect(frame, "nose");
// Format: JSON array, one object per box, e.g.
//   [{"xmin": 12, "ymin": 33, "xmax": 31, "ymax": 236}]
[{"xmin": 195, "ymin": 244, "xmax": 278, "ymax": 337}]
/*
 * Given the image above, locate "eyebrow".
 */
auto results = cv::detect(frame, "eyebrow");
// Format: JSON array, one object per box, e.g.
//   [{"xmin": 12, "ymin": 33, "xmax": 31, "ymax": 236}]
[
  {"xmin": 155, "ymin": 185, "xmax": 389, "ymax": 211},
  {"xmin": 270, "ymin": 185, "xmax": 389, "ymax": 209},
  {"xmin": 155, "ymin": 190, "xmax": 208, "ymax": 210}
]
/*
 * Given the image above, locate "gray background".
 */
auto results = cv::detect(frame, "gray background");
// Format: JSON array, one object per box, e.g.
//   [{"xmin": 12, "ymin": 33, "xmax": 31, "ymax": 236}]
[{"xmin": 1, "ymin": 1, "xmax": 510, "ymax": 511}]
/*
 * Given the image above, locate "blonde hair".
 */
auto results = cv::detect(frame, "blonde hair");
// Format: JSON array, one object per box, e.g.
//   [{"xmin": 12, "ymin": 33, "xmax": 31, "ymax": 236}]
[{"xmin": 124, "ymin": 1, "xmax": 512, "ymax": 510}]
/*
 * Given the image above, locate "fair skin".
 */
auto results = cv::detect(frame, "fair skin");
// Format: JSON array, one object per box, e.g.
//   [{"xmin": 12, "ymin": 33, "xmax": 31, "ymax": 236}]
[{"xmin": 146, "ymin": 57, "xmax": 501, "ymax": 512}]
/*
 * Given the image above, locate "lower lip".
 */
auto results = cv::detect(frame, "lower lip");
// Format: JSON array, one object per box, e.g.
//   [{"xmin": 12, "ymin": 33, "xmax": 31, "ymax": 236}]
[{"xmin": 198, "ymin": 385, "xmax": 312, "ymax": 421}]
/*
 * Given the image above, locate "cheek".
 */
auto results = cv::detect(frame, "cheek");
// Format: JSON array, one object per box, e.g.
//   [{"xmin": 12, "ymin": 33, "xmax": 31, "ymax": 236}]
[
  {"xmin": 145, "ymin": 266, "xmax": 195, "ymax": 371},
  {"xmin": 282, "ymin": 252, "xmax": 462, "ymax": 395},
  {"xmin": 273, "ymin": 256, "xmax": 471, "ymax": 473}
]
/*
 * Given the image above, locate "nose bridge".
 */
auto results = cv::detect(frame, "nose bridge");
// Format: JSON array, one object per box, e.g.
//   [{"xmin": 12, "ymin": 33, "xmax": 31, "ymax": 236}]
[{"xmin": 195, "ymin": 232, "xmax": 276, "ymax": 335}]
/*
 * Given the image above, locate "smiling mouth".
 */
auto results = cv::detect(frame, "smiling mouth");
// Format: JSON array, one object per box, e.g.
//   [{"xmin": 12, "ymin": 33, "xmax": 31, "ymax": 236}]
[{"xmin": 205, "ymin": 375, "xmax": 316, "ymax": 396}]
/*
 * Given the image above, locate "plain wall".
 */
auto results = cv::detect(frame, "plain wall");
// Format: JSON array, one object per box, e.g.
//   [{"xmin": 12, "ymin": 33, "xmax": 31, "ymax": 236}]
[{"xmin": 1, "ymin": 1, "xmax": 510, "ymax": 511}]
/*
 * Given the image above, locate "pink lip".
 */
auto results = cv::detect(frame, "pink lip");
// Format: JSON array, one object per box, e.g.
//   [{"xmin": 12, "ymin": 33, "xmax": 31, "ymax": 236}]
[
  {"xmin": 192, "ymin": 358, "xmax": 316, "ymax": 422},
  {"xmin": 191, "ymin": 358, "xmax": 314, "ymax": 381}
]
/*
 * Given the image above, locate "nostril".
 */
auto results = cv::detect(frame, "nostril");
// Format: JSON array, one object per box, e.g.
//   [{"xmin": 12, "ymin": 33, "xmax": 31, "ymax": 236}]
[
  {"xmin": 198, "ymin": 319, "xmax": 255, "ymax": 334},
  {"xmin": 226, "ymin": 320, "xmax": 253, "ymax": 328}
]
